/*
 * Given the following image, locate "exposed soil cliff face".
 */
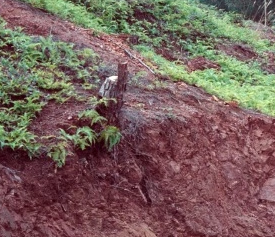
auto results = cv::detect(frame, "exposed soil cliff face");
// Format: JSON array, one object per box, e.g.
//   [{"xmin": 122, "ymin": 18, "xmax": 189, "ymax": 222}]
[
  {"xmin": 1, "ymin": 1, "xmax": 275, "ymax": 236},
  {"xmin": 119, "ymin": 85, "xmax": 275, "ymax": 237}
]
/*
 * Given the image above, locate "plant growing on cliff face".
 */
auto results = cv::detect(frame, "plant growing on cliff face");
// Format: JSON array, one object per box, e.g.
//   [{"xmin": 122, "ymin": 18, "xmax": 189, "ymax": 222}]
[
  {"xmin": 47, "ymin": 142, "xmax": 69, "ymax": 167},
  {"xmin": 59, "ymin": 116, "xmax": 121, "ymax": 152},
  {"xmin": 99, "ymin": 126, "xmax": 121, "ymax": 151},
  {"xmin": 0, "ymin": 125, "xmax": 6, "ymax": 148}
]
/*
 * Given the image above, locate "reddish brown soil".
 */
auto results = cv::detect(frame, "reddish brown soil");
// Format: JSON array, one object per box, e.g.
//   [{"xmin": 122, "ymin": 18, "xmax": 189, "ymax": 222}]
[
  {"xmin": 187, "ymin": 56, "xmax": 220, "ymax": 72},
  {"xmin": 216, "ymin": 44, "xmax": 258, "ymax": 61},
  {"xmin": 217, "ymin": 43, "xmax": 275, "ymax": 75},
  {"xmin": 1, "ymin": 1, "xmax": 275, "ymax": 237}
]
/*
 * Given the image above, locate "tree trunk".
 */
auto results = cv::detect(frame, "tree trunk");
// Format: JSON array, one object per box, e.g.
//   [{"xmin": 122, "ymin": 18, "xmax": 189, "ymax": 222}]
[{"xmin": 97, "ymin": 62, "xmax": 128, "ymax": 124}]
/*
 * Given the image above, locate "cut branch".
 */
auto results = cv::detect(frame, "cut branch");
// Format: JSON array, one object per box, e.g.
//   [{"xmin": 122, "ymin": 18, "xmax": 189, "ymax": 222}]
[{"xmin": 124, "ymin": 49, "xmax": 156, "ymax": 74}]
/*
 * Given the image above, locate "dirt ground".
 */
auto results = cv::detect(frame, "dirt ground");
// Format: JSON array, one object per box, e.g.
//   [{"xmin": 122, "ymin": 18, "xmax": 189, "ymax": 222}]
[{"xmin": 1, "ymin": 1, "xmax": 275, "ymax": 237}]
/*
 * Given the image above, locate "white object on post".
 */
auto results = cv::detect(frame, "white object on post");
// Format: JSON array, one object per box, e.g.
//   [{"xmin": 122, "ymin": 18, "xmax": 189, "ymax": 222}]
[{"xmin": 98, "ymin": 76, "xmax": 118, "ymax": 98}]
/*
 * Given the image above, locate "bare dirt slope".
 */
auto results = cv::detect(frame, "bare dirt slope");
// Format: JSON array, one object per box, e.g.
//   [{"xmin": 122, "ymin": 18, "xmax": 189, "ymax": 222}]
[{"xmin": 1, "ymin": 1, "xmax": 275, "ymax": 237}]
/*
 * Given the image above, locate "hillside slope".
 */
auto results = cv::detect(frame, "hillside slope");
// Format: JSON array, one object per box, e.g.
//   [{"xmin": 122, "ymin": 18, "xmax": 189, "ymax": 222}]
[{"xmin": 1, "ymin": 0, "xmax": 275, "ymax": 237}]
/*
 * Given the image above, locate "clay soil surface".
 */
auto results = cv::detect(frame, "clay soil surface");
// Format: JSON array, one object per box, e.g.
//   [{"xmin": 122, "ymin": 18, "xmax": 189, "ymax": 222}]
[{"xmin": 2, "ymin": 1, "xmax": 275, "ymax": 237}]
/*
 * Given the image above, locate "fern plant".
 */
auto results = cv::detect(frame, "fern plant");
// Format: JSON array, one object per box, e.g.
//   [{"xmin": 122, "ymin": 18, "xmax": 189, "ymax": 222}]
[
  {"xmin": 88, "ymin": 96, "xmax": 116, "ymax": 107},
  {"xmin": 73, "ymin": 126, "xmax": 97, "ymax": 150},
  {"xmin": 100, "ymin": 126, "xmax": 121, "ymax": 151},
  {"xmin": 0, "ymin": 20, "xmax": 105, "ymax": 165},
  {"xmin": 6, "ymin": 127, "xmax": 41, "ymax": 157},
  {"xmin": 60, "ymin": 127, "xmax": 97, "ymax": 150},
  {"xmin": 78, "ymin": 109, "xmax": 107, "ymax": 126},
  {"xmin": 47, "ymin": 141, "xmax": 69, "ymax": 167}
]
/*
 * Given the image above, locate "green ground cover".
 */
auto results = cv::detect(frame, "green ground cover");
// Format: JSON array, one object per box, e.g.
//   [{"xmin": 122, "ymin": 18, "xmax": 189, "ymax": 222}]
[
  {"xmin": 0, "ymin": 19, "xmax": 120, "ymax": 165},
  {"xmin": 21, "ymin": 0, "xmax": 275, "ymax": 116}
]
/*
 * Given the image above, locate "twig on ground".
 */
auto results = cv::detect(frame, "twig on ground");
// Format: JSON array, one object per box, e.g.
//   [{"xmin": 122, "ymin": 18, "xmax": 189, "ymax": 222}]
[
  {"xmin": 124, "ymin": 49, "xmax": 156, "ymax": 75},
  {"xmin": 136, "ymin": 185, "xmax": 150, "ymax": 204},
  {"xmin": 111, "ymin": 185, "xmax": 140, "ymax": 198},
  {"xmin": 61, "ymin": 203, "xmax": 67, "ymax": 212},
  {"xmin": 108, "ymin": 37, "xmax": 155, "ymax": 74}
]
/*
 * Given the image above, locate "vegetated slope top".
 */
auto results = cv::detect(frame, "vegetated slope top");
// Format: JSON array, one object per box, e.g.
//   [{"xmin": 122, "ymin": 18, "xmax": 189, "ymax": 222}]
[{"xmin": 16, "ymin": 0, "xmax": 275, "ymax": 117}]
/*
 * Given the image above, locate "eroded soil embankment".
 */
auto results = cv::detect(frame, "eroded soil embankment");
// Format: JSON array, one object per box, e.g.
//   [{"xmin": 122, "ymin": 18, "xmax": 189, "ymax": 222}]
[
  {"xmin": 2, "ymin": 82, "xmax": 275, "ymax": 237},
  {"xmin": 118, "ymin": 84, "xmax": 275, "ymax": 236},
  {"xmin": 1, "ymin": 0, "xmax": 275, "ymax": 236}
]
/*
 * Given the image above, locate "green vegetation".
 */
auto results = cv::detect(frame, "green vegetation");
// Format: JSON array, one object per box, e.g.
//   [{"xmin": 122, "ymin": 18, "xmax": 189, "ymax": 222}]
[
  {"xmin": 22, "ymin": 0, "xmax": 273, "ymax": 50},
  {"xmin": 4, "ymin": 0, "xmax": 275, "ymax": 164},
  {"xmin": 0, "ymin": 18, "xmax": 121, "ymax": 166},
  {"xmin": 137, "ymin": 45, "xmax": 275, "ymax": 114},
  {"xmin": 23, "ymin": 0, "xmax": 102, "ymax": 30},
  {"xmin": 41, "ymin": 0, "xmax": 275, "ymax": 115}
]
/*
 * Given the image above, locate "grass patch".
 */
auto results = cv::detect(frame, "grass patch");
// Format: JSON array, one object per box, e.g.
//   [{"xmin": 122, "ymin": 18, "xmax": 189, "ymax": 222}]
[
  {"xmin": 21, "ymin": 0, "xmax": 274, "ymax": 51},
  {"xmin": 22, "ymin": 0, "xmax": 103, "ymax": 31},
  {"xmin": 136, "ymin": 45, "xmax": 275, "ymax": 116}
]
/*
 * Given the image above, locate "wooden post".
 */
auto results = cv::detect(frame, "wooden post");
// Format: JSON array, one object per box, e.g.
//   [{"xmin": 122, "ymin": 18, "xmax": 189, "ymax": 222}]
[
  {"xmin": 97, "ymin": 62, "xmax": 128, "ymax": 124},
  {"xmin": 116, "ymin": 62, "xmax": 128, "ymax": 112}
]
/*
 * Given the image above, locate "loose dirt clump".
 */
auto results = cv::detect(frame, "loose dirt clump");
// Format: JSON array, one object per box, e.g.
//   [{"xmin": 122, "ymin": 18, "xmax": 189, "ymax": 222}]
[
  {"xmin": 187, "ymin": 56, "xmax": 221, "ymax": 72},
  {"xmin": 217, "ymin": 43, "xmax": 275, "ymax": 75},
  {"xmin": 217, "ymin": 43, "xmax": 258, "ymax": 61},
  {"xmin": 133, "ymin": 7, "xmax": 157, "ymax": 23},
  {"xmin": 2, "ymin": 1, "xmax": 275, "ymax": 237},
  {"xmin": 155, "ymin": 47, "xmax": 181, "ymax": 62}
]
